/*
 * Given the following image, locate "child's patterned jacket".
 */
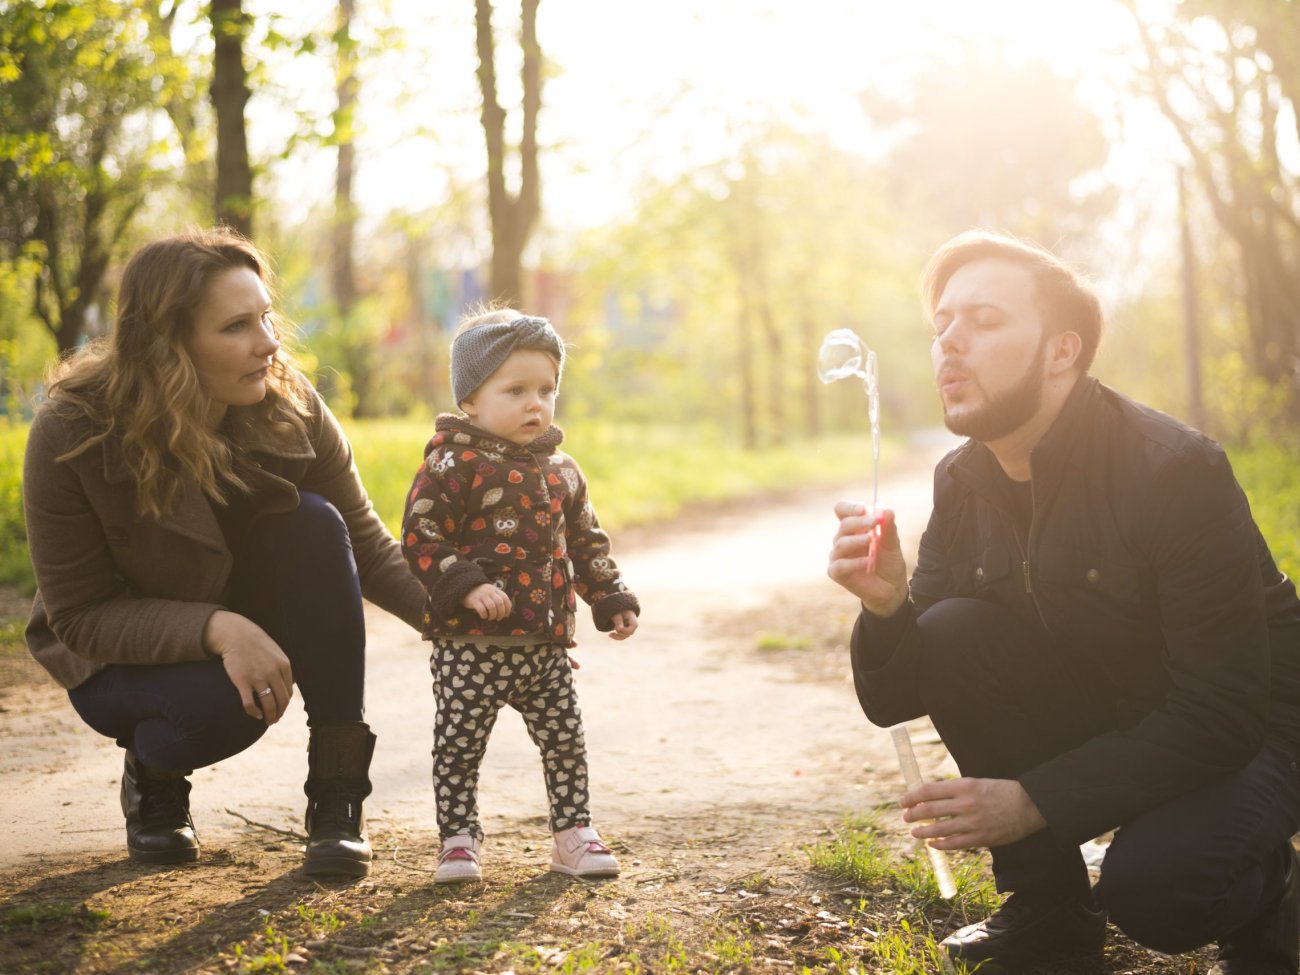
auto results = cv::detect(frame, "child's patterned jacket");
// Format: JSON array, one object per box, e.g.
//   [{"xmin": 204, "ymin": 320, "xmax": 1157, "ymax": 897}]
[{"xmin": 402, "ymin": 414, "xmax": 640, "ymax": 647}]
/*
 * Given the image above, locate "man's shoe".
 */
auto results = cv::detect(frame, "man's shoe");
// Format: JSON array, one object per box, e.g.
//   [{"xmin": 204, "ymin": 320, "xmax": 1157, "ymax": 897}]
[
  {"xmin": 1211, "ymin": 844, "xmax": 1300, "ymax": 975},
  {"xmin": 121, "ymin": 749, "xmax": 200, "ymax": 864},
  {"xmin": 303, "ymin": 722, "xmax": 375, "ymax": 879},
  {"xmin": 941, "ymin": 890, "xmax": 1106, "ymax": 971}
]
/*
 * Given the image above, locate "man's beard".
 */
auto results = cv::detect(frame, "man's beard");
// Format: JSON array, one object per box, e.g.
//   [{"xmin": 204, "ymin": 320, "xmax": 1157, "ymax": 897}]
[{"xmin": 942, "ymin": 342, "xmax": 1046, "ymax": 443}]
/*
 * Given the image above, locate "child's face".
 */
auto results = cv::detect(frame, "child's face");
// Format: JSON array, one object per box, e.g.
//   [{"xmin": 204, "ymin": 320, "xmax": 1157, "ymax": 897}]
[{"xmin": 460, "ymin": 348, "xmax": 559, "ymax": 445}]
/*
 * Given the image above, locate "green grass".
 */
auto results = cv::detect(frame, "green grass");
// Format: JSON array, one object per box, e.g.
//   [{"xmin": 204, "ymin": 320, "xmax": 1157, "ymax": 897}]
[
  {"xmin": 806, "ymin": 816, "xmax": 991, "ymax": 973},
  {"xmin": 805, "ymin": 815, "xmax": 998, "ymax": 914},
  {"xmin": 3, "ymin": 902, "xmax": 110, "ymax": 931},
  {"xmin": 756, "ymin": 632, "xmax": 813, "ymax": 651}
]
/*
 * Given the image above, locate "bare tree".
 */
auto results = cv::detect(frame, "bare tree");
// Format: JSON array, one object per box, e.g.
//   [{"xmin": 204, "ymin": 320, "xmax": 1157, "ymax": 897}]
[
  {"xmin": 211, "ymin": 0, "xmax": 253, "ymax": 237},
  {"xmin": 1123, "ymin": 0, "xmax": 1300, "ymax": 396},
  {"xmin": 475, "ymin": 0, "xmax": 541, "ymax": 305}
]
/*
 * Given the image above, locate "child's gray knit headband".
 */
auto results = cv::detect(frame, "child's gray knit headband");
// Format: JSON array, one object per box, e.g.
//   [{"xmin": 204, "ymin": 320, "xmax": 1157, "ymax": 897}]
[{"xmin": 450, "ymin": 316, "xmax": 566, "ymax": 405}]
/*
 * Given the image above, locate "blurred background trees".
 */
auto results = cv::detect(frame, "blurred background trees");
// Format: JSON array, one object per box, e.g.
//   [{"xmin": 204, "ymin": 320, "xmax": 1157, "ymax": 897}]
[{"xmin": 0, "ymin": 0, "xmax": 1297, "ymax": 451}]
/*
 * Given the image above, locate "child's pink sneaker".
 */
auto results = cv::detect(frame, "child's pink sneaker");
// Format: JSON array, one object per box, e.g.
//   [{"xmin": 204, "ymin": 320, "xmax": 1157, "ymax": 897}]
[
  {"xmin": 550, "ymin": 825, "xmax": 620, "ymax": 877},
  {"xmin": 434, "ymin": 834, "xmax": 482, "ymax": 884}
]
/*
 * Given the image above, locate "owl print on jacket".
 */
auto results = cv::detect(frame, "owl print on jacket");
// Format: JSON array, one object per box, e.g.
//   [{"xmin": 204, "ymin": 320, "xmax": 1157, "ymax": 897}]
[{"xmin": 493, "ymin": 507, "xmax": 521, "ymax": 537}]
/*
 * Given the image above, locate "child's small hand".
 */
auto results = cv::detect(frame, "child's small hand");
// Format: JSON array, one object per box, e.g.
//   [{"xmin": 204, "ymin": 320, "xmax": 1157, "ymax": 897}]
[
  {"xmin": 609, "ymin": 611, "xmax": 638, "ymax": 641},
  {"xmin": 463, "ymin": 583, "xmax": 512, "ymax": 620}
]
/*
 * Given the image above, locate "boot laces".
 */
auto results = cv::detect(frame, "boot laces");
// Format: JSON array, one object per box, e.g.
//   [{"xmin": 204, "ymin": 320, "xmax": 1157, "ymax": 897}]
[
  {"xmin": 309, "ymin": 780, "xmax": 362, "ymax": 832},
  {"xmin": 140, "ymin": 775, "xmax": 191, "ymax": 828}
]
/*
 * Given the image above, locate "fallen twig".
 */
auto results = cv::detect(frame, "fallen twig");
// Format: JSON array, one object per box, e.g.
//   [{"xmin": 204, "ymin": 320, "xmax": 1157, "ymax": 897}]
[
  {"xmin": 224, "ymin": 808, "xmax": 308, "ymax": 841},
  {"xmin": 387, "ymin": 845, "xmax": 438, "ymax": 873},
  {"xmin": 305, "ymin": 940, "xmax": 380, "ymax": 956}
]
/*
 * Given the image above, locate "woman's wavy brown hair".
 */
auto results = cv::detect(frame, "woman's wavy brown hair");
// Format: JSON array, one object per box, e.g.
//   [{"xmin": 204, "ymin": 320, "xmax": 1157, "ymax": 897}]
[{"xmin": 48, "ymin": 228, "xmax": 310, "ymax": 519}]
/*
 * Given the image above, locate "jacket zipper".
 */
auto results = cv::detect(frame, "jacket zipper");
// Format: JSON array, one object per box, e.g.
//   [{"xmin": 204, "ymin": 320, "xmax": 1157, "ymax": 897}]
[{"xmin": 1010, "ymin": 485, "xmax": 1051, "ymax": 633}]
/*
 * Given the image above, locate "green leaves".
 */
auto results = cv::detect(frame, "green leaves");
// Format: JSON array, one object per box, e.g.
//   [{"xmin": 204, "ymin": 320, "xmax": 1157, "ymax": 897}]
[{"xmin": 0, "ymin": 0, "xmax": 177, "ymax": 350}]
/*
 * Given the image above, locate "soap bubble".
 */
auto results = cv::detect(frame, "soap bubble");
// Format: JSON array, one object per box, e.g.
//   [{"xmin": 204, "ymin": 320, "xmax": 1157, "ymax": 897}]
[
  {"xmin": 817, "ymin": 327, "xmax": 882, "ymax": 521},
  {"xmin": 818, "ymin": 328, "xmax": 878, "ymax": 390},
  {"xmin": 818, "ymin": 328, "xmax": 880, "ymax": 460}
]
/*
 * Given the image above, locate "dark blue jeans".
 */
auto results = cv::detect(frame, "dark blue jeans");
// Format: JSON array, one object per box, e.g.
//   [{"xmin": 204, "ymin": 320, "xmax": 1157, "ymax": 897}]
[{"xmin": 68, "ymin": 492, "xmax": 367, "ymax": 772}]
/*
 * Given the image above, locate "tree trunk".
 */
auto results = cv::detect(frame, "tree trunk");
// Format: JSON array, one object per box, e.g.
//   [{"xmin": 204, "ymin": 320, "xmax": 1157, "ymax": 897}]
[
  {"xmin": 1178, "ymin": 168, "xmax": 1204, "ymax": 432},
  {"xmin": 32, "ymin": 170, "xmax": 134, "ymax": 356},
  {"xmin": 737, "ymin": 277, "xmax": 758, "ymax": 451},
  {"xmin": 491, "ymin": 227, "xmax": 525, "ymax": 309},
  {"xmin": 211, "ymin": 0, "xmax": 253, "ymax": 238},
  {"xmin": 407, "ymin": 237, "xmax": 440, "ymax": 405},
  {"xmin": 729, "ymin": 223, "xmax": 758, "ymax": 450},
  {"xmin": 750, "ymin": 240, "xmax": 784, "ymax": 444},
  {"xmin": 802, "ymin": 309, "xmax": 821, "ymax": 438},
  {"xmin": 737, "ymin": 169, "xmax": 784, "ymax": 443},
  {"xmin": 333, "ymin": 0, "xmax": 358, "ymax": 319},
  {"xmin": 475, "ymin": 0, "xmax": 541, "ymax": 305}
]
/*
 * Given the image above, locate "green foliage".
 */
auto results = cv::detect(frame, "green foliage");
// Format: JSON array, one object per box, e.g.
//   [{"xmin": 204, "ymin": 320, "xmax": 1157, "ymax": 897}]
[
  {"xmin": 0, "ymin": 418, "xmax": 32, "ymax": 591},
  {"xmin": 567, "ymin": 126, "xmax": 940, "ymax": 441},
  {"xmin": 562, "ymin": 419, "xmax": 884, "ymax": 527},
  {"xmin": 0, "ymin": 255, "xmax": 54, "ymax": 415},
  {"xmin": 1204, "ymin": 351, "xmax": 1295, "ymax": 448},
  {"xmin": 342, "ymin": 416, "xmax": 435, "ymax": 535},
  {"xmin": 0, "ymin": 0, "xmax": 176, "ymax": 350},
  {"xmin": 1233, "ymin": 441, "xmax": 1300, "ymax": 580}
]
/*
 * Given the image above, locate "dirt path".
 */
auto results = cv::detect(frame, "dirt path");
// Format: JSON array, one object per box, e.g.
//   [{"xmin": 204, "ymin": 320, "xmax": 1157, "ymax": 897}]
[
  {"xmin": 0, "ymin": 435, "xmax": 953, "ymax": 875},
  {"xmin": 1, "ymin": 431, "xmax": 1221, "ymax": 973}
]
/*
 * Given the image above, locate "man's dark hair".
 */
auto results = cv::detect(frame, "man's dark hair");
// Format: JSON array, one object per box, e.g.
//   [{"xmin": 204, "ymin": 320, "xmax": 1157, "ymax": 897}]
[{"xmin": 921, "ymin": 231, "xmax": 1106, "ymax": 374}]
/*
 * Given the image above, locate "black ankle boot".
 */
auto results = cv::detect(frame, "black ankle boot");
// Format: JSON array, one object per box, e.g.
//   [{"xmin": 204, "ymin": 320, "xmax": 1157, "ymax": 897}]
[
  {"xmin": 121, "ymin": 749, "xmax": 199, "ymax": 864},
  {"xmin": 941, "ymin": 889, "xmax": 1107, "ymax": 971},
  {"xmin": 303, "ymin": 722, "xmax": 375, "ymax": 878},
  {"xmin": 1211, "ymin": 845, "xmax": 1300, "ymax": 975}
]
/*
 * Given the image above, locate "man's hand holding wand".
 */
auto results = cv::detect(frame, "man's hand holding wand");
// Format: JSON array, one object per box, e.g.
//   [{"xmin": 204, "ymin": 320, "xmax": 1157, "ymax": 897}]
[{"xmin": 829, "ymin": 501, "xmax": 1050, "ymax": 852}]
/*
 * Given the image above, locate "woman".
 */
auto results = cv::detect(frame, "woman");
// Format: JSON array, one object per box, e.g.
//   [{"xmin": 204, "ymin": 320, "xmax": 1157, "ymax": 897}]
[{"xmin": 23, "ymin": 229, "xmax": 426, "ymax": 877}]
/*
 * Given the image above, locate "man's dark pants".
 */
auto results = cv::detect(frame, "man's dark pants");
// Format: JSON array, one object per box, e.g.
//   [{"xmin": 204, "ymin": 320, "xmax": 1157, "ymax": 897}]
[{"xmin": 920, "ymin": 597, "xmax": 1300, "ymax": 953}]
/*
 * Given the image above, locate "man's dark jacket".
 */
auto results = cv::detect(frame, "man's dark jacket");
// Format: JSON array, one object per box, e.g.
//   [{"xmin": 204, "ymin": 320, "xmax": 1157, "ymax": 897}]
[{"xmin": 852, "ymin": 376, "xmax": 1300, "ymax": 845}]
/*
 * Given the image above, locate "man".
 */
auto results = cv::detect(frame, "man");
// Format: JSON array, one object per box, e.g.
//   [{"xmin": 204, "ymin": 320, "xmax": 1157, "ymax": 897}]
[{"xmin": 828, "ymin": 231, "xmax": 1300, "ymax": 972}]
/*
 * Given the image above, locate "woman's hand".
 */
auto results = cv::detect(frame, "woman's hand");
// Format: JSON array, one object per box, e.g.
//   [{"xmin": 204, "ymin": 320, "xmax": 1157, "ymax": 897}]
[
  {"xmin": 463, "ymin": 583, "xmax": 512, "ymax": 620},
  {"xmin": 609, "ymin": 610, "xmax": 638, "ymax": 641},
  {"xmin": 203, "ymin": 610, "xmax": 295, "ymax": 725}
]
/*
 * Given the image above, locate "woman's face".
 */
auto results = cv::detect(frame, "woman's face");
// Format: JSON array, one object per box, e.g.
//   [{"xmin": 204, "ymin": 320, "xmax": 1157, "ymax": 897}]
[{"xmin": 187, "ymin": 267, "xmax": 281, "ymax": 411}]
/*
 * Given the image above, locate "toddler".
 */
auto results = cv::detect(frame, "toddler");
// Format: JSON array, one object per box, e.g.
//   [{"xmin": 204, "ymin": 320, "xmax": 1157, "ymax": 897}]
[{"xmin": 402, "ymin": 310, "xmax": 640, "ymax": 883}]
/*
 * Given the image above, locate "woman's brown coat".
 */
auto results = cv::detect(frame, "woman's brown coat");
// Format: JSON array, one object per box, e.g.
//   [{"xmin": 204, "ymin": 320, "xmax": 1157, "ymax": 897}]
[{"xmin": 23, "ymin": 383, "xmax": 426, "ymax": 689}]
